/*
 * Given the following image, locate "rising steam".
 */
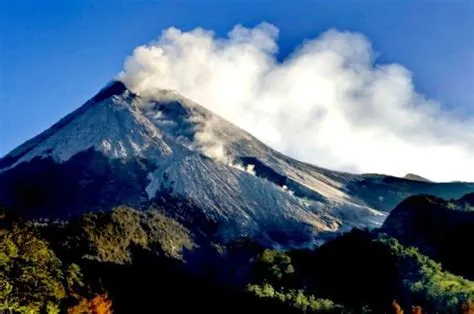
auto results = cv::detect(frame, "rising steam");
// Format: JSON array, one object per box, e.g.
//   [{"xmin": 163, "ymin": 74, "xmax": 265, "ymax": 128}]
[{"xmin": 118, "ymin": 23, "xmax": 474, "ymax": 182}]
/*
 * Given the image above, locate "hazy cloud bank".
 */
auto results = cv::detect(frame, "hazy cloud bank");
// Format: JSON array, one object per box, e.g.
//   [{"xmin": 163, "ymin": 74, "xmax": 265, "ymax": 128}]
[{"xmin": 118, "ymin": 23, "xmax": 474, "ymax": 182}]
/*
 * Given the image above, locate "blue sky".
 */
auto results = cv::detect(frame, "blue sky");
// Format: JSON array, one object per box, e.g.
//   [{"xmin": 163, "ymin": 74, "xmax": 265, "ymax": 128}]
[{"xmin": 1, "ymin": 0, "xmax": 473, "ymax": 157}]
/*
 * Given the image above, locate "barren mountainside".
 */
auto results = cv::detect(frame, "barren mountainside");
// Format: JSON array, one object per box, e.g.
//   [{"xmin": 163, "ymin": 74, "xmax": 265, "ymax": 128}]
[{"xmin": 1, "ymin": 81, "xmax": 473, "ymax": 246}]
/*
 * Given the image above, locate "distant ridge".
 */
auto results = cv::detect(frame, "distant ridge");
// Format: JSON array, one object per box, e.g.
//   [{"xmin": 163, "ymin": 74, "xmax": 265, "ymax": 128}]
[{"xmin": 403, "ymin": 173, "xmax": 431, "ymax": 182}]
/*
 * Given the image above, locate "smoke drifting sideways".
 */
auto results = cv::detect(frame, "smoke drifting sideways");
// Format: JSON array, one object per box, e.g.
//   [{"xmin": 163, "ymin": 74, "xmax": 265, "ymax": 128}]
[{"xmin": 118, "ymin": 23, "xmax": 474, "ymax": 182}]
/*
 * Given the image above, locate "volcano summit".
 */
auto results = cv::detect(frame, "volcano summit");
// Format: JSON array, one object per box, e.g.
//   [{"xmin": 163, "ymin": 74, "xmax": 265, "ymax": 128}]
[{"xmin": 1, "ymin": 81, "xmax": 473, "ymax": 246}]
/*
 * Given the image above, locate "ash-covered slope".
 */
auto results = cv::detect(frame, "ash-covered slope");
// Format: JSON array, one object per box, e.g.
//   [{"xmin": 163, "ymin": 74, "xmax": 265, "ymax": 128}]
[{"xmin": 1, "ymin": 81, "xmax": 473, "ymax": 245}]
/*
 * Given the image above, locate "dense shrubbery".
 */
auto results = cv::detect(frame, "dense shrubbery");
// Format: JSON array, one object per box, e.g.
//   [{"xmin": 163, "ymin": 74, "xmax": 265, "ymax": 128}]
[
  {"xmin": 380, "ymin": 235, "xmax": 474, "ymax": 312},
  {"xmin": 66, "ymin": 205, "xmax": 194, "ymax": 263},
  {"xmin": 0, "ymin": 206, "xmax": 194, "ymax": 313},
  {"xmin": 246, "ymin": 230, "xmax": 474, "ymax": 313},
  {"xmin": 1, "ymin": 223, "xmax": 64, "ymax": 312},
  {"xmin": 246, "ymin": 249, "xmax": 344, "ymax": 313},
  {"xmin": 0, "ymin": 221, "xmax": 101, "ymax": 313},
  {"xmin": 1, "ymin": 206, "xmax": 289, "ymax": 313},
  {"xmin": 247, "ymin": 283, "xmax": 344, "ymax": 313},
  {"xmin": 2, "ymin": 204, "xmax": 474, "ymax": 313},
  {"xmin": 381, "ymin": 194, "xmax": 474, "ymax": 281}
]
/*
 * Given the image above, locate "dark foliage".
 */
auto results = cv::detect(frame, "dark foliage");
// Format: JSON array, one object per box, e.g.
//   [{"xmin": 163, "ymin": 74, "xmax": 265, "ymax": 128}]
[
  {"xmin": 2, "ymin": 194, "xmax": 474, "ymax": 313},
  {"xmin": 382, "ymin": 194, "xmax": 474, "ymax": 280}
]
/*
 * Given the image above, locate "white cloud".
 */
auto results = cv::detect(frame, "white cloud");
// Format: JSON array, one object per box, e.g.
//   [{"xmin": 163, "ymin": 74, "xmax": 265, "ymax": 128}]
[{"xmin": 118, "ymin": 23, "xmax": 474, "ymax": 182}]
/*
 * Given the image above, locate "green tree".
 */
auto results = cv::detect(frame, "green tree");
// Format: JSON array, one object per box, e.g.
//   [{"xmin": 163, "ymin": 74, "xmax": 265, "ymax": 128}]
[{"xmin": 0, "ymin": 223, "xmax": 81, "ymax": 312}]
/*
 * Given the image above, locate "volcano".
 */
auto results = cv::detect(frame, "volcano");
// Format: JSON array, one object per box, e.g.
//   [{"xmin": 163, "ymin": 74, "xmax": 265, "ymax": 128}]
[{"xmin": 1, "ymin": 81, "xmax": 473, "ymax": 246}]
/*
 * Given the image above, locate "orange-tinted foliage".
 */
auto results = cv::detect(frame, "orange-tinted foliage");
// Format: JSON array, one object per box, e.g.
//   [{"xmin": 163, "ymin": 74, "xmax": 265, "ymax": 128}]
[
  {"xmin": 68, "ymin": 294, "xmax": 112, "ymax": 314},
  {"xmin": 391, "ymin": 300, "xmax": 404, "ymax": 314},
  {"xmin": 462, "ymin": 300, "xmax": 474, "ymax": 314},
  {"xmin": 411, "ymin": 305, "xmax": 422, "ymax": 314}
]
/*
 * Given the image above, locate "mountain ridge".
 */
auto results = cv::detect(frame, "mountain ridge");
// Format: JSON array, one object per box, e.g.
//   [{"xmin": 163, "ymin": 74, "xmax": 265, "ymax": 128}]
[{"xmin": 1, "ymin": 81, "xmax": 473, "ymax": 247}]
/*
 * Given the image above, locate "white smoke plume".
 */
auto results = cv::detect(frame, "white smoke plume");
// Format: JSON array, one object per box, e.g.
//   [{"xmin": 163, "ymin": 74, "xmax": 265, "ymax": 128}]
[
  {"xmin": 118, "ymin": 23, "xmax": 474, "ymax": 182},
  {"xmin": 191, "ymin": 115, "xmax": 256, "ymax": 175},
  {"xmin": 191, "ymin": 116, "xmax": 230, "ymax": 163}
]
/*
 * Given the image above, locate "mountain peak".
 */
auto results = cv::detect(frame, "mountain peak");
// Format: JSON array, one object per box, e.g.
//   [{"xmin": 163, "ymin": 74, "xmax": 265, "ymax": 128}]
[
  {"xmin": 0, "ymin": 83, "xmax": 172, "ymax": 169},
  {"xmin": 92, "ymin": 81, "xmax": 129, "ymax": 103},
  {"xmin": 1, "ymin": 82, "xmax": 473, "ymax": 246},
  {"xmin": 403, "ymin": 173, "xmax": 431, "ymax": 182}
]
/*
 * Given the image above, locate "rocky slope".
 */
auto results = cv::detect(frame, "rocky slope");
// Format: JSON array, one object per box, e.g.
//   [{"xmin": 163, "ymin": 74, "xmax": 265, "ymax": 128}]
[{"xmin": 1, "ymin": 81, "xmax": 473, "ymax": 246}]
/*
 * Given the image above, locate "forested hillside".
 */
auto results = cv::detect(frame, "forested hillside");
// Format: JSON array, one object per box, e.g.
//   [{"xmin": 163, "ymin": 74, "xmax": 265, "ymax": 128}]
[{"xmin": 2, "ymin": 197, "xmax": 473, "ymax": 313}]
